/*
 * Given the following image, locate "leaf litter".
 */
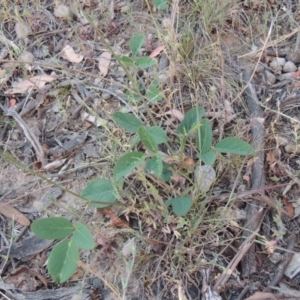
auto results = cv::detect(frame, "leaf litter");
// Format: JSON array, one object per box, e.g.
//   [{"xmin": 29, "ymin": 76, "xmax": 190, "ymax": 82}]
[{"xmin": 0, "ymin": 0, "xmax": 300, "ymax": 299}]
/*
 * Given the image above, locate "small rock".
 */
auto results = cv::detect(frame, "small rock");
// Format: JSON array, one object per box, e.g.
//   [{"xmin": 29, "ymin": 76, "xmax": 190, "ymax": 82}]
[
  {"xmin": 101, "ymin": 92, "xmax": 112, "ymax": 100},
  {"xmin": 277, "ymin": 72, "xmax": 296, "ymax": 81},
  {"xmin": 286, "ymin": 51, "xmax": 300, "ymax": 64},
  {"xmin": 265, "ymin": 70, "xmax": 276, "ymax": 84},
  {"xmin": 273, "ymin": 57, "xmax": 286, "ymax": 66},
  {"xmin": 283, "ymin": 61, "xmax": 297, "ymax": 73},
  {"xmin": 159, "ymin": 53, "xmax": 169, "ymax": 70},
  {"xmin": 116, "ymin": 66, "xmax": 126, "ymax": 77},
  {"xmin": 269, "ymin": 60, "xmax": 282, "ymax": 73}
]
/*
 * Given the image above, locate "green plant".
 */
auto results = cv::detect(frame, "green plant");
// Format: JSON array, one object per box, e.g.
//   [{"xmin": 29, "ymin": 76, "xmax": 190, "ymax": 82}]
[
  {"xmin": 31, "ymin": 105, "xmax": 253, "ymax": 284},
  {"xmin": 82, "ymin": 106, "xmax": 254, "ymax": 217},
  {"xmin": 118, "ymin": 34, "xmax": 163, "ymax": 103},
  {"xmin": 31, "ymin": 217, "xmax": 94, "ymax": 283}
]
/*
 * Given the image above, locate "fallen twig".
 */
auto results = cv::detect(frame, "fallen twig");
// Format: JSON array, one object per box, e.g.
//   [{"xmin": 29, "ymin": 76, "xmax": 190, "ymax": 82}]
[
  {"xmin": 264, "ymin": 233, "xmax": 296, "ymax": 292},
  {"xmin": 241, "ymin": 70, "xmax": 266, "ymax": 277},
  {"xmin": 214, "ymin": 208, "xmax": 265, "ymax": 291},
  {"xmin": 0, "ymin": 106, "xmax": 47, "ymax": 166}
]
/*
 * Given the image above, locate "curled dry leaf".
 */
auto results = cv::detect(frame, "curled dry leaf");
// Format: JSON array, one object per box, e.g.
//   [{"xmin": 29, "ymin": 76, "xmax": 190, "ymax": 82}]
[
  {"xmin": 62, "ymin": 45, "xmax": 83, "ymax": 63},
  {"xmin": 98, "ymin": 51, "xmax": 111, "ymax": 76},
  {"xmin": 0, "ymin": 203, "xmax": 30, "ymax": 226},
  {"xmin": 5, "ymin": 75, "xmax": 56, "ymax": 94},
  {"xmin": 244, "ymin": 292, "xmax": 278, "ymax": 300},
  {"xmin": 102, "ymin": 208, "xmax": 128, "ymax": 228},
  {"xmin": 121, "ymin": 238, "xmax": 136, "ymax": 257},
  {"xmin": 163, "ymin": 109, "xmax": 184, "ymax": 121},
  {"xmin": 43, "ymin": 158, "xmax": 67, "ymax": 172},
  {"xmin": 80, "ymin": 111, "xmax": 107, "ymax": 127},
  {"xmin": 149, "ymin": 45, "xmax": 165, "ymax": 58}
]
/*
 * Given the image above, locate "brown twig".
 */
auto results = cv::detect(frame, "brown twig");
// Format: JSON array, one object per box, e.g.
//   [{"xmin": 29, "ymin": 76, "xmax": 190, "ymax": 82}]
[
  {"xmin": 1, "ymin": 106, "xmax": 47, "ymax": 166},
  {"xmin": 214, "ymin": 208, "xmax": 265, "ymax": 291},
  {"xmin": 240, "ymin": 70, "xmax": 266, "ymax": 277},
  {"xmin": 264, "ymin": 233, "xmax": 296, "ymax": 292}
]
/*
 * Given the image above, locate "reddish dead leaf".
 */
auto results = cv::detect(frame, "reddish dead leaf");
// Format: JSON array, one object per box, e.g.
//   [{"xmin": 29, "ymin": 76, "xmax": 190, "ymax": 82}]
[
  {"xmin": 98, "ymin": 51, "xmax": 111, "ymax": 76},
  {"xmin": 171, "ymin": 173, "xmax": 186, "ymax": 187},
  {"xmin": 5, "ymin": 75, "xmax": 56, "ymax": 94},
  {"xmin": 266, "ymin": 150, "xmax": 277, "ymax": 166},
  {"xmin": 33, "ymin": 161, "xmax": 42, "ymax": 170},
  {"xmin": 292, "ymin": 70, "xmax": 300, "ymax": 78},
  {"xmin": 244, "ymin": 291, "xmax": 278, "ymax": 300},
  {"xmin": 0, "ymin": 203, "xmax": 30, "ymax": 226},
  {"xmin": 9, "ymin": 98, "xmax": 16, "ymax": 106},
  {"xmin": 70, "ymin": 269, "xmax": 84, "ymax": 280},
  {"xmin": 62, "ymin": 45, "xmax": 83, "ymax": 63},
  {"xmin": 183, "ymin": 156, "xmax": 196, "ymax": 169},
  {"xmin": 282, "ymin": 196, "xmax": 294, "ymax": 218},
  {"xmin": 102, "ymin": 208, "xmax": 128, "ymax": 228}
]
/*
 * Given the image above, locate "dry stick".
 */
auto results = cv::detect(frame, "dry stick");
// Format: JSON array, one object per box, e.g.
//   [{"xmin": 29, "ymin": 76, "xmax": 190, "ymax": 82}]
[
  {"xmin": 1, "ymin": 106, "xmax": 47, "ymax": 166},
  {"xmin": 241, "ymin": 70, "xmax": 266, "ymax": 277},
  {"xmin": 264, "ymin": 233, "xmax": 296, "ymax": 292},
  {"xmin": 214, "ymin": 208, "xmax": 266, "ymax": 291}
]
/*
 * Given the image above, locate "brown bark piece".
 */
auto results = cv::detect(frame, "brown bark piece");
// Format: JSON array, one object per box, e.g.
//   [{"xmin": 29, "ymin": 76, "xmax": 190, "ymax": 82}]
[{"xmin": 241, "ymin": 70, "xmax": 266, "ymax": 277}]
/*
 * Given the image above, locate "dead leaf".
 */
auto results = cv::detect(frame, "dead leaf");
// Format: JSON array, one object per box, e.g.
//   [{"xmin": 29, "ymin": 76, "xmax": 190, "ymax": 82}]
[
  {"xmin": 98, "ymin": 51, "xmax": 111, "ymax": 76},
  {"xmin": 150, "ymin": 45, "xmax": 165, "ymax": 58},
  {"xmin": 282, "ymin": 196, "xmax": 294, "ymax": 218},
  {"xmin": 163, "ymin": 109, "xmax": 184, "ymax": 121},
  {"xmin": 244, "ymin": 292, "xmax": 278, "ymax": 300},
  {"xmin": 9, "ymin": 98, "xmax": 16, "ymax": 107},
  {"xmin": 62, "ymin": 45, "xmax": 83, "ymax": 63},
  {"xmin": 80, "ymin": 111, "xmax": 107, "ymax": 127},
  {"xmin": 5, "ymin": 75, "xmax": 56, "ymax": 94},
  {"xmin": 292, "ymin": 70, "xmax": 300, "ymax": 78},
  {"xmin": 121, "ymin": 238, "xmax": 136, "ymax": 257},
  {"xmin": 102, "ymin": 208, "xmax": 128, "ymax": 228},
  {"xmin": 43, "ymin": 158, "xmax": 67, "ymax": 172},
  {"xmin": 0, "ymin": 203, "xmax": 30, "ymax": 226}
]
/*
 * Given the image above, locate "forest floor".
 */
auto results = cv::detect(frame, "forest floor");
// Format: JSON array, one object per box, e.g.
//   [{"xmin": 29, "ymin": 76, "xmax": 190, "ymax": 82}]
[{"xmin": 1, "ymin": 1, "xmax": 300, "ymax": 299}]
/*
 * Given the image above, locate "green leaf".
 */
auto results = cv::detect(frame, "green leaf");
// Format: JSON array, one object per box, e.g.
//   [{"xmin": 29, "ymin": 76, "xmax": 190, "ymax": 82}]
[
  {"xmin": 135, "ymin": 57, "xmax": 155, "ymax": 69},
  {"xmin": 114, "ymin": 152, "xmax": 146, "ymax": 181},
  {"xmin": 48, "ymin": 239, "xmax": 79, "ymax": 283},
  {"xmin": 197, "ymin": 150, "xmax": 217, "ymax": 165},
  {"xmin": 146, "ymin": 86, "xmax": 163, "ymax": 102},
  {"xmin": 117, "ymin": 55, "xmax": 135, "ymax": 67},
  {"xmin": 125, "ymin": 90, "xmax": 142, "ymax": 103},
  {"xmin": 112, "ymin": 112, "xmax": 143, "ymax": 133},
  {"xmin": 153, "ymin": 0, "xmax": 167, "ymax": 9},
  {"xmin": 161, "ymin": 162, "xmax": 173, "ymax": 182},
  {"xmin": 81, "ymin": 179, "xmax": 118, "ymax": 208},
  {"xmin": 146, "ymin": 156, "xmax": 163, "ymax": 177},
  {"xmin": 177, "ymin": 106, "xmax": 205, "ymax": 135},
  {"xmin": 165, "ymin": 196, "xmax": 193, "ymax": 217},
  {"xmin": 31, "ymin": 217, "xmax": 74, "ymax": 240},
  {"xmin": 214, "ymin": 137, "xmax": 255, "ymax": 155},
  {"xmin": 146, "ymin": 126, "xmax": 168, "ymax": 144},
  {"xmin": 138, "ymin": 127, "xmax": 158, "ymax": 152},
  {"xmin": 129, "ymin": 34, "xmax": 145, "ymax": 57},
  {"xmin": 73, "ymin": 222, "xmax": 95, "ymax": 250},
  {"xmin": 196, "ymin": 118, "xmax": 212, "ymax": 153}
]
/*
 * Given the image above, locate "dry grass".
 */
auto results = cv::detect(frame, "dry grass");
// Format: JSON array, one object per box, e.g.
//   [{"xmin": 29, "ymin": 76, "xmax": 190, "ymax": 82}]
[{"xmin": 1, "ymin": 0, "xmax": 299, "ymax": 299}]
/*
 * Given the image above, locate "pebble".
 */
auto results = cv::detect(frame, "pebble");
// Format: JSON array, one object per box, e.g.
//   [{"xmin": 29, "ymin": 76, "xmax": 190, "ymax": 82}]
[
  {"xmin": 101, "ymin": 92, "xmax": 112, "ymax": 100},
  {"xmin": 277, "ymin": 72, "xmax": 296, "ymax": 81},
  {"xmin": 286, "ymin": 51, "xmax": 300, "ymax": 64},
  {"xmin": 270, "ymin": 61, "xmax": 282, "ymax": 73},
  {"xmin": 265, "ymin": 70, "xmax": 276, "ymax": 84},
  {"xmin": 283, "ymin": 61, "xmax": 297, "ymax": 73},
  {"xmin": 159, "ymin": 53, "xmax": 169, "ymax": 70},
  {"xmin": 116, "ymin": 66, "xmax": 126, "ymax": 77}
]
